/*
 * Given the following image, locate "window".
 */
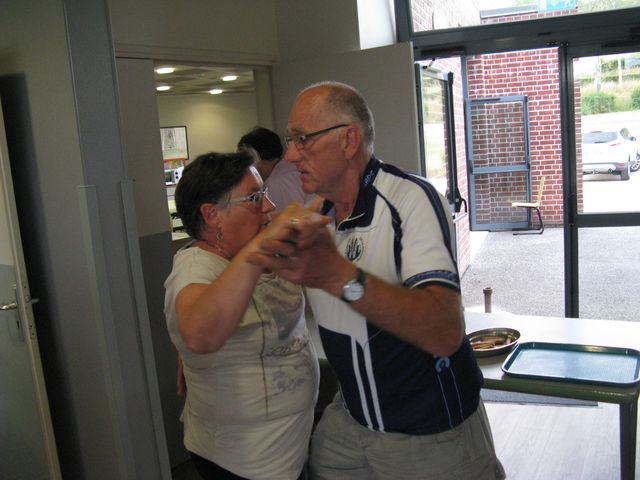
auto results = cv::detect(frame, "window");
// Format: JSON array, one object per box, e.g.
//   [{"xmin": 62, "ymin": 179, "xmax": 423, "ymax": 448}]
[
  {"xmin": 405, "ymin": 0, "xmax": 640, "ymax": 34},
  {"xmin": 416, "ymin": 63, "xmax": 466, "ymax": 214},
  {"xmin": 419, "ymin": 68, "xmax": 451, "ymax": 195}
]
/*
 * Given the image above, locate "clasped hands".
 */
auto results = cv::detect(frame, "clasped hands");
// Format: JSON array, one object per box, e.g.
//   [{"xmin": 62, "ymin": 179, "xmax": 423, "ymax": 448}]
[{"xmin": 248, "ymin": 198, "xmax": 340, "ymax": 288}]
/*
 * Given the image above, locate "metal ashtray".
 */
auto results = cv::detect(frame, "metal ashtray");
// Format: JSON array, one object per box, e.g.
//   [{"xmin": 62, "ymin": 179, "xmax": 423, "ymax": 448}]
[{"xmin": 468, "ymin": 327, "xmax": 521, "ymax": 357}]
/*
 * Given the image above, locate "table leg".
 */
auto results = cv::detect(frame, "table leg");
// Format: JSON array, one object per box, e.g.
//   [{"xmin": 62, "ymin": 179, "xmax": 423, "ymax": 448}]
[{"xmin": 620, "ymin": 400, "xmax": 637, "ymax": 480}]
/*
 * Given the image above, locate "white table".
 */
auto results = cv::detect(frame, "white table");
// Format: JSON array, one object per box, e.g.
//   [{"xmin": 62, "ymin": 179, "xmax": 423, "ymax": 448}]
[{"xmin": 466, "ymin": 311, "xmax": 640, "ymax": 480}]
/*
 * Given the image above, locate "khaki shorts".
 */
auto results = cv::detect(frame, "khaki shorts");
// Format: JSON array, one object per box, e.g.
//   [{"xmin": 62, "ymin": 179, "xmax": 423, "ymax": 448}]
[{"xmin": 309, "ymin": 396, "xmax": 505, "ymax": 480}]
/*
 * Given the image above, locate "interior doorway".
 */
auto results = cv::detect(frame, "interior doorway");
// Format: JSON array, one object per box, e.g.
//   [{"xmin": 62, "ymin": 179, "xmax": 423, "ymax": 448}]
[
  {"xmin": 144, "ymin": 60, "xmax": 263, "ymax": 470},
  {"xmin": 153, "ymin": 63, "xmax": 260, "ymax": 243}
]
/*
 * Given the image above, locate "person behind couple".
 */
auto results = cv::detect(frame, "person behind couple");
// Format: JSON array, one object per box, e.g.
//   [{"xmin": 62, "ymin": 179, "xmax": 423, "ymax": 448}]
[
  {"xmin": 238, "ymin": 127, "xmax": 314, "ymax": 210},
  {"xmin": 250, "ymin": 81, "xmax": 506, "ymax": 479},
  {"xmin": 163, "ymin": 151, "xmax": 319, "ymax": 480}
]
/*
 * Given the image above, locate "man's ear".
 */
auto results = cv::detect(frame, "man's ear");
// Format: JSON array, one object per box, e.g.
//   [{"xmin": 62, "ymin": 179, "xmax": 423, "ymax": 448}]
[{"xmin": 343, "ymin": 125, "xmax": 361, "ymax": 159}]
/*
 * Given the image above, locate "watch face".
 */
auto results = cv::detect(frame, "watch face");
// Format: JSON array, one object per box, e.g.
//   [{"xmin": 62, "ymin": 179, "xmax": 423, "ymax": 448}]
[{"xmin": 343, "ymin": 281, "xmax": 364, "ymax": 302}]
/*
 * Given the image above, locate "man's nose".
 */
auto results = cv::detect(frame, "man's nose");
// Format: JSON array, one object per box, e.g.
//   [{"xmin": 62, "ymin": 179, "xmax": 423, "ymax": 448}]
[{"xmin": 283, "ymin": 142, "xmax": 301, "ymax": 163}]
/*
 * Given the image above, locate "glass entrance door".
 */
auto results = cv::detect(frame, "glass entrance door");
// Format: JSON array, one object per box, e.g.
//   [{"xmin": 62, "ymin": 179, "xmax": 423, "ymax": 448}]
[{"xmin": 567, "ymin": 48, "xmax": 640, "ymax": 320}]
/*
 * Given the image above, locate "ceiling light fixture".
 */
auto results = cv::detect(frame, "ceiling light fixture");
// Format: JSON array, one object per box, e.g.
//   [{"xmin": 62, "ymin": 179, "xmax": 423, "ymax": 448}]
[
  {"xmin": 155, "ymin": 66, "xmax": 175, "ymax": 74},
  {"xmin": 209, "ymin": 88, "xmax": 223, "ymax": 95},
  {"xmin": 222, "ymin": 75, "xmax": 238, "ymax": 82},
  {"xmin": 156, "ymin": 85, "xmax": 171, "ymax": 91}
]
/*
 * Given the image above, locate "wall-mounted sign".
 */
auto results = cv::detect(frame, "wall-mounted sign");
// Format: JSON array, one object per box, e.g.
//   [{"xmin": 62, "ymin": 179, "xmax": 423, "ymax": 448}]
[{"xmin": 160, "ymin": 126, "xmax": 188, "ymax": 161}]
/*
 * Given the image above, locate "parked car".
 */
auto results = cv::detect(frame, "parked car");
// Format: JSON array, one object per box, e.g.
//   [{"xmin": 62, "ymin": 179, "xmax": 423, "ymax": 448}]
[{"xmin": 582, "ymin": 129, "xmax": 638, "ymax": 180}]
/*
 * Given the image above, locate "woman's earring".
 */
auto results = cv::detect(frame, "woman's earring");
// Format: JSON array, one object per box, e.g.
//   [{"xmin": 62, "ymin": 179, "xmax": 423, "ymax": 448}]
[{"xmin": 216, "ymin": 231, "xmax": 224, "ymax": 241}]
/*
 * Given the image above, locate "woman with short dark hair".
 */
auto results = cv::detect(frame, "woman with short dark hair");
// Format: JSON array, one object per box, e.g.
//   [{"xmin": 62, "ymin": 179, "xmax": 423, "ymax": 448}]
[{"xmin": 164, "ymin": 151, "xmax": 320, "ymax": 480}]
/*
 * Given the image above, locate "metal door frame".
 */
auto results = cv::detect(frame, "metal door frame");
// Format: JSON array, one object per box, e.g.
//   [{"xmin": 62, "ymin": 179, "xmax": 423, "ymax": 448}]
[
  {"xmin": 560, "ymin": 44, "xmax": 640, "ymax": 318},
  {"xmin": 415, "ymin": 65, "xmax": 464, "ymax": 213},
  {"xmin": 466, "ymin": 95, "xmax": 532, "ymax": 231}
]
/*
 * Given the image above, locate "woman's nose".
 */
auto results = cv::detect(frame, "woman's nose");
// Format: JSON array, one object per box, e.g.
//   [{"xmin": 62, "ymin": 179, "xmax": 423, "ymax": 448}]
[{"xmin": 262, "ymin": 194, "xmax": 276, "ymax": 213}]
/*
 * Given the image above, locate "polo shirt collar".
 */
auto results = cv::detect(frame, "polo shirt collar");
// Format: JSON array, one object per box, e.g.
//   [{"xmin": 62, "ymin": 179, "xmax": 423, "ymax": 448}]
[{"xmin": 321, "ymin": 156, "xmax": 381, "ymax": 229}]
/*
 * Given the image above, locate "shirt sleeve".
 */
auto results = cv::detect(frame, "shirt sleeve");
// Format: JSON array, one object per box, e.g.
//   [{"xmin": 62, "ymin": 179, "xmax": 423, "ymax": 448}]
[
  {"xmin": 168, "ymin": 248, "xmax": 227, "ymax": 296},
  {"xmin": 398, "ymin": 183, "xmax": 459, "ymax": 291}
]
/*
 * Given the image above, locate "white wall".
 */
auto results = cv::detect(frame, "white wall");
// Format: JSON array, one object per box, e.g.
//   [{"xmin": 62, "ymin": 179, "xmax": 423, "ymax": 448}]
[
  {"xmin": 117, "ymin": 58, "xmax": 168, "ymax": 237},
  {"xmin": 273, "ymin": 43, "xmax": 421, "ymax": 174},
  {"xmin": 275, "ymin": 0, "xmax": 361, "ymax": 62},
  {"xmin": 357, "ymin": 0, "xmax": 397, "ymax": 49},
  {"xmin": 109, "ymin": 0, "xmax": 279, "ymax": 65},
  {"xmin": 157, "ymin": 93, "xmax": 259, "ymax": 158}
]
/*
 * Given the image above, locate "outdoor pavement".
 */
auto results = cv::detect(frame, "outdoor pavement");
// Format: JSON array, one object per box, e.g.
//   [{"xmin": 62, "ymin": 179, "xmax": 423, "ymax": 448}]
[{"xmin": 460, "ymin": 226, "xmax": 640, "ymax": 322}]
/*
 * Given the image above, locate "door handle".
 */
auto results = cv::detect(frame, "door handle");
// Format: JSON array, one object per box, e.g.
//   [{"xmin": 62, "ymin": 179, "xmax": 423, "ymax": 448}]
[{"xmin": 0, "ymin": 296, "xmax": 39, "ymax": 311}]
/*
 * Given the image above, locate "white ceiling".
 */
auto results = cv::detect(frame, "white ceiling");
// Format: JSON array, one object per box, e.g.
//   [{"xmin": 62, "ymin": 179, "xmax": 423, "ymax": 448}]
[{"xmin": 154, "ymin": 63, "xmax": 255, "ymax": 96}]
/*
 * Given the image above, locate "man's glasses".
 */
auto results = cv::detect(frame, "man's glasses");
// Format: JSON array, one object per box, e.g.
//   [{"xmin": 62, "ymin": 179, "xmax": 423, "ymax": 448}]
[
  {"xmin": 225, "ymin": 187, "xmax": 269, "ymax": 207},
  {"xmin": 284, "ymin": 124, "xmax": 348, "ymax": 150}
]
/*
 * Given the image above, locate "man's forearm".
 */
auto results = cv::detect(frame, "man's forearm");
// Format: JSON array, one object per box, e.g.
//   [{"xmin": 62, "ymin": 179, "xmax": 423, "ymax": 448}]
[{"xmin": 325, "ymin": 263, "xmax": 465, "ymax": 357}]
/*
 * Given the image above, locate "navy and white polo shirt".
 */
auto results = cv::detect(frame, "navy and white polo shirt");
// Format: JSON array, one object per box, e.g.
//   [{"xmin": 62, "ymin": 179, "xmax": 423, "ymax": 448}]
[{"xmin": 306, "ymin": 157, "xmax": 483, "ymax": 435}]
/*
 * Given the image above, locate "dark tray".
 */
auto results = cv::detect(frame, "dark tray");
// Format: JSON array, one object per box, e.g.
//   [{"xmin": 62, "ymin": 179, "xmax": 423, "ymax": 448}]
[{"xmin": 502, "ymin": 341, "xmax": 640, "ymax": 386}]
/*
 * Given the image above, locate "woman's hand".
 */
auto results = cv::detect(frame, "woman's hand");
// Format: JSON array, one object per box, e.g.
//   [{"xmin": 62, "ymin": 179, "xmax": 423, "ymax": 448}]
[
  {"xmin": 245, "ymin": 197, "xmax": 349, "ymax": 289},
  {"xmin": 249, "ymin": 197, "xmax": 330, "ymax": 256}
]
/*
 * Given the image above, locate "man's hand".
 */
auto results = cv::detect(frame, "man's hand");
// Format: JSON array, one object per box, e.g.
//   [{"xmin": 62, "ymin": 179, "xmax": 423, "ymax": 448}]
[
  {"xmin": 246, "ymin": 195, "xmax": 349, "ymax": 288},
  {"xmin": 248, "ymin": 224, "xmax": 348, "ymax": 289},
  {"xmin": 262, "ymin": 197, "xmax": 328, "ymax": 248},
  {"xmin": 248, "ymin": 197, "xmax": 331, "ymax": 258}
]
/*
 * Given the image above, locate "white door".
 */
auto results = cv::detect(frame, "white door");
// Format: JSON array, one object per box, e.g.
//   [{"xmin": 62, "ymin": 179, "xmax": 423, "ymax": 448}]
[{"xmin": 0, "ymin": 100, "xmax": 61, "ymax": 480}]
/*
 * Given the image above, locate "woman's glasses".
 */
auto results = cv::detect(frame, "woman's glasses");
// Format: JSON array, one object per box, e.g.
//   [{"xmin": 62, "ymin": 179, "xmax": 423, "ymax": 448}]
[{"xmin": 225, "ymin": 187, "xmax": 270, "ymax": 207}]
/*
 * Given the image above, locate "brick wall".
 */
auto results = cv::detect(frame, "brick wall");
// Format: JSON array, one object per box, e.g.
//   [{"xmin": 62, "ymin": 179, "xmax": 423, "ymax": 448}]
[
  {"xmin": 467, "ymin": 47, "xmax": 564, "ymax": 226},
  {"xmin": 575, "ymin": 79, "xmax": 584, "ymax": 213},
  {"xmin": 469, "ymin": 99, "xmax": 529, "ymax": 225}
]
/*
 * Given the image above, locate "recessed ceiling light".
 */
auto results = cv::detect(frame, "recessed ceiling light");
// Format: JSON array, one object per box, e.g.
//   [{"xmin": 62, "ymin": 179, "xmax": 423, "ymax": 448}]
[
  {"xmin": 222, "ymin": 75, "xmax": 238, "ymax": 82},
  {"xmin": 156, "ymin": 85, "xmax": 171, "ymax": 91},
  {"xmin": 209, "ymin": 88, "xmax": 223, "ymax": 95},
  {"xmin": 155, "ymin": 66, "xmax": 175, "ymax": 74}
]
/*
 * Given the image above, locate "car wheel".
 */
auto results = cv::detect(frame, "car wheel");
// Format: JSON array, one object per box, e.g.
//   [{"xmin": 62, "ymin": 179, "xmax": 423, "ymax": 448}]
[{"xmin": 631, "ymin": 153, "xmax": 640, "ymax": 173}]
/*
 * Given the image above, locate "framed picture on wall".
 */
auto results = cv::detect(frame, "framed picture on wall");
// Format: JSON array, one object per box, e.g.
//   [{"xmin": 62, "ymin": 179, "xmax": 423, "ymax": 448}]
[{"xmin": 160, "ymin": 126, "xmax": 188, "ymax": 162}]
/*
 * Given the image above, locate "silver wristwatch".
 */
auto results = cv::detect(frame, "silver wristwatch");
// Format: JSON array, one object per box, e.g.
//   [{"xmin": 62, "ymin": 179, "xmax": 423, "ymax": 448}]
[{"xmin": 341, "ymin": 268, "xmax": 366, "ymax": 303}]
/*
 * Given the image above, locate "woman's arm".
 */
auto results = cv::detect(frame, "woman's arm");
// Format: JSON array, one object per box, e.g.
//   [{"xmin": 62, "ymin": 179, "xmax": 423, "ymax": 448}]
[
  {"xmin": 175, "ymin": 245, "xmax": 263, "ymax": 354},
  {"xmin": 176, "ymin": 205, "xmax": 329, "ymax": 354}
]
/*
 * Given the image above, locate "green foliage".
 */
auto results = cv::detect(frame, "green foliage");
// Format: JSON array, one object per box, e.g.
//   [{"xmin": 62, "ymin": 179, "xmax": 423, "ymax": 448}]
[
  {"xmin": 615, "ymin": 95, "xmax": 633, "ymax": 112},
  {"xmin": 582, "ymin": 92, "xmax": 615, "ymax": 114},
  {"xmin": 601, "ymin": 58, "xmax": 617, "ymax": 73},
  {"xmin": 632, "ymin": 88, "xmax": 640, "ymax": 109}
]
